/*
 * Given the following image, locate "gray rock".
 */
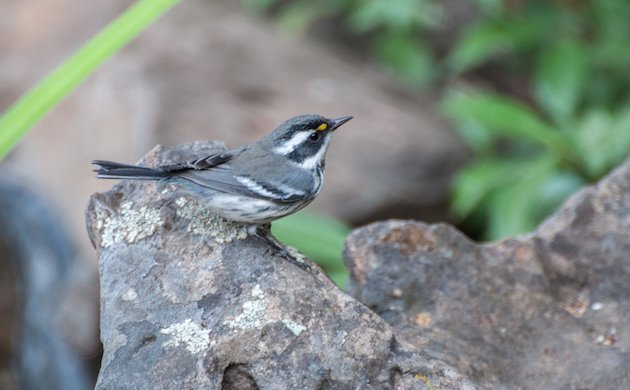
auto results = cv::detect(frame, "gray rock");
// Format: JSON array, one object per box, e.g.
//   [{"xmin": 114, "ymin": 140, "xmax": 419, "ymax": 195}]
[
  {"xmin": 344, "ymin": 158, "xmax": 630, "ymax": 389},
  {"xmin": 86, "ymin": 142, "xmax": 474, "ymax": 390}
]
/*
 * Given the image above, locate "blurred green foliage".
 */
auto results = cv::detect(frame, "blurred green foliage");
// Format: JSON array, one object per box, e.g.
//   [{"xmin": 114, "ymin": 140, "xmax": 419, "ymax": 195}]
[
  {"xmin": 247, "ymin": 0, "xmax": 630, "ymax": 240},
  {"xmin": 244, "ymin": 0, "xmax": 440, "ymax": 85},
  {"xmin": 273, "ymin": 211, "xmax": 351, "ymax": 287},
  {"xmin": 445, "ymin": 0, "xmax": 630, "ymax": 239}
]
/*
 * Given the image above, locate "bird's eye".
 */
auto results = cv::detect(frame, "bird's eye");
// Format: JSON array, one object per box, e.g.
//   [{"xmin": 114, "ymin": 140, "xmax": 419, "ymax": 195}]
[{"xmin": 309, "ymin": 132, "xmax": 321, "ymax": 142}]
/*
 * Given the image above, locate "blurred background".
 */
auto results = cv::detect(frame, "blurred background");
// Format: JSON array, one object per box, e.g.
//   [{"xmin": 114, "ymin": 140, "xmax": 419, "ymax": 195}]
[{"xmin": 1, "ymin": 0, "xmax": 629, "ymax": 388}]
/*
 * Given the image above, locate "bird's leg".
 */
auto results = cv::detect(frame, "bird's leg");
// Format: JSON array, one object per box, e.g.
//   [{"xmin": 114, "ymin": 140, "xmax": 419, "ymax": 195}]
[{"xmin": 247, "ymin": 224, "xmax": 313, "ymax": 272}]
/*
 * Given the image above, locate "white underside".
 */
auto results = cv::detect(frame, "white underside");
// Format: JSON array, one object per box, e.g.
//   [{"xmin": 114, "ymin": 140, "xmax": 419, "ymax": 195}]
[{"xmin": 210, "ymin": 194, "xmax": 310, "ymax": 223}]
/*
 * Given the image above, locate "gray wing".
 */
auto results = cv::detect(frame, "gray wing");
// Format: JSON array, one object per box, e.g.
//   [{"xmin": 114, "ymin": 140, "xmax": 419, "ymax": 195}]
[
  {"xmin": 167, "ymin": 152, "xmax": 303, "ymax": 204},
  {"xmin": 160, "ymin": 152, "xmax": 234, "ymax": 172}
]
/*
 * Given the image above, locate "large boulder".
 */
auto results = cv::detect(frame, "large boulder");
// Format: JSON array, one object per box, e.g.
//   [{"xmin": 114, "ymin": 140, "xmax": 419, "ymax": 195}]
[{"xmin": 344, "ymin": 158, "xmax": 630, "ymax": 388}]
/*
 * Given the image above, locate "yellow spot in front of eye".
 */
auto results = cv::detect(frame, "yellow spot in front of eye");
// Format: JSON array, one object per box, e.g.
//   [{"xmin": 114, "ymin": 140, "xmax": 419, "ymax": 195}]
[{"xmin": 316, "ymin": 123, "xmax": 328, "ymax": 131}]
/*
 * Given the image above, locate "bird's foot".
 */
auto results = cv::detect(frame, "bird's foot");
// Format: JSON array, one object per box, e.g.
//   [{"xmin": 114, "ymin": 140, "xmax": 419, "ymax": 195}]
[{"xmin": 247, "ymin": 224, "xmax": 313, "ymax": 272}]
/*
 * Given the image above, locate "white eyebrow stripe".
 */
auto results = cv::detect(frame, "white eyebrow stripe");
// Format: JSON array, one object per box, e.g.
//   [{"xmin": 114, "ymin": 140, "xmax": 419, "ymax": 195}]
[{"xmin": 273, "ymin": 131, "xmax": 312, "ymax": 155}]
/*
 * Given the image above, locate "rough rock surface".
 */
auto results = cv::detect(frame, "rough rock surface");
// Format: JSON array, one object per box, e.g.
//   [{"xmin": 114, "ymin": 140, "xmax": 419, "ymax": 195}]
[
  {"xmin": 344, "ymin": 158, "xmax": 630, "ymax": 389},
  {"xmin": 86, "ymin": 143, "xmax": 474, "ymax": 390}
]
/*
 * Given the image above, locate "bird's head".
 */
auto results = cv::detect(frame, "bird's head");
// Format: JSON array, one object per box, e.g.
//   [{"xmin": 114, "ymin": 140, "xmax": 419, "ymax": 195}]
[{"xmin": 268, "ymin": 114, "xmax": 353, "ymax": 170}]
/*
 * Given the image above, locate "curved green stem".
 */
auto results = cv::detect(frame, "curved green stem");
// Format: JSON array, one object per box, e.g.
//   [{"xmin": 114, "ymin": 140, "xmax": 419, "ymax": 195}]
[{"xmin": 0, "ymin": 0, "xmax": 181, "ymax": 161}]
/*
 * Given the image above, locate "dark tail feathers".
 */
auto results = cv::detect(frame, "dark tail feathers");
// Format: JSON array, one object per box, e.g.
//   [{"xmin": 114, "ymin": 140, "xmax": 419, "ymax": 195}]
[{"xmin": 92, "ymin": 160, "xmax": 169, "ymax": 180}]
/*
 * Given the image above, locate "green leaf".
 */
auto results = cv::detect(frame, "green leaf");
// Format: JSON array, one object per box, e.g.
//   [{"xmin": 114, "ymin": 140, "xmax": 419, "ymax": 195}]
[
  {"xmin": 447, "ymin": 22, "xmax": 511, "ymax": 74},
  {"xmin": 326, "ymin": 271, "xmax": 349, "ymax": 290},
  {"xmin": 535, "ymin": 40, "xmax": 588, "ymax": 125},
  {"xmin": 0, "ymin": 0, "xmax": 181, "ymax": 161},
  {"xmin": 276, "ymin": 2, "xmax": 328, "ymax": 33},
  {"xmin": 451, "ymin": 159, "xmax": 515, "ymax": 218},
  {"xmin": 241, "ymin": 0, "xmax": 281, "ymax": 13},
  {"xmin": 443, "ymin": 89, "xmax": 568, "ymax": 157},
  {"xmin": 573, "ymin": 109, "xmax": 614, "ymax": 178},
  {"xmin": 349, "ymin": 0, "xmax": 441, "ymax": 33},
  {"xmin": 272, "ymin": 211, "xmax": 351, "ymax": 287},
  {"xmin": 447, "ymin": 14, "xmax": 551, "ymax": 74},
  {"xmin": 611, "ymin": 107, "xmax": 630, "ymax": 166},
  {"xmin": 476, "ymin": 0, "xmax": 504, "ymax": 15},
  {"xmin": 375, "ymin": 32, "xmax": 435, "ymax": 86},
  {"xmin": 574, "ymin": 106, "xmax": 630, "ymax": 178},
  {"xmin": 536, "ymin": 170, "xmax": 585, "ymax": 221},
  {"xmin": 486, "ymin": 156, "xmax": 556, "ymax": 240},
  {"xmin": 451, "ymin": 120, "xmax": 493, "ymax": 153}
]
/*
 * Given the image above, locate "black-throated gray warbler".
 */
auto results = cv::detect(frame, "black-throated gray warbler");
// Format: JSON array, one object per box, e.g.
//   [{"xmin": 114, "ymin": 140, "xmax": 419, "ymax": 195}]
[{"xmin": 93, "ymin": 114, "xmax": 352, "ymax": 224}]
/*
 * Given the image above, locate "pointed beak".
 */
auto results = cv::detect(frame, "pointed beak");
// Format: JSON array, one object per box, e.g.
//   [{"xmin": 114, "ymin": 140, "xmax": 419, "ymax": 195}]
[{"xmin": 331, "ymin": 116, "xmax": 353, "ymax": 131}]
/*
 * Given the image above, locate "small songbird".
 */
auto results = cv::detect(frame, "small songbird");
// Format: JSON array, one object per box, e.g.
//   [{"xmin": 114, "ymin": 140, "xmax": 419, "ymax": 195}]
[{"xmin": 93, "ymin": 114, "xmax": 352, "ymax": 224}]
